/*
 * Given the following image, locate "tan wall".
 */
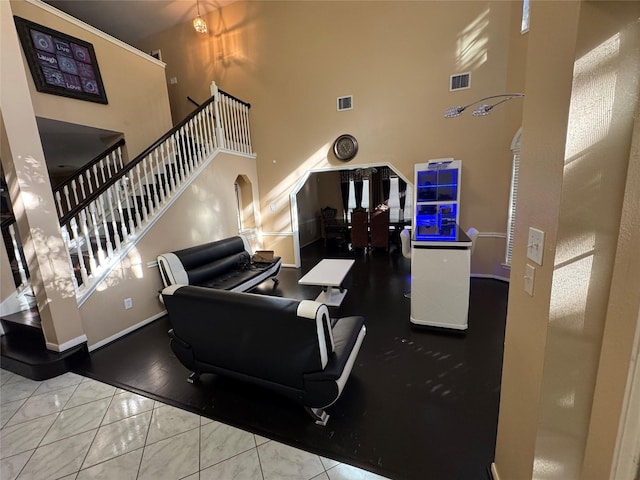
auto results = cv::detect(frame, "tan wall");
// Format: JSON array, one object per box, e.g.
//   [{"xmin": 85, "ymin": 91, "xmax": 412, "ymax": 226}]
[
  {"xmin": 494, "ymin": 1, "xmax": 640, "ymax": 479},
  {"xmin": 79, "ymin": 152, "xmax": 259, "ymax": 347},
  {"xmin": 136, "ymin": 0, "xmax": 525, "ymax": 270},
  {"xmin": 10, "ymin": 0, "xmax": 173, "ymax": 159}
]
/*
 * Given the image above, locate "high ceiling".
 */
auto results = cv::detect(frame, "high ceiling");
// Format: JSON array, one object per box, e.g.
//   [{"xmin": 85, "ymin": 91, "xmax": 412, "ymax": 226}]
[
  {"xmin": 36, "ymin": 1, "xmax": 231, "ymax": 176},
  {"xmin": 43, "ymin": 0, "xmax": 229, "ymax": 46}
]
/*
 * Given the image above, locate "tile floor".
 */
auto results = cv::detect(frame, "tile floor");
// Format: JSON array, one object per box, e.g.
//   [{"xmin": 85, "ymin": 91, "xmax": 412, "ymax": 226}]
[{"xmin": 0, "ymin": 369, "xmax": 388, "ymax": 480}]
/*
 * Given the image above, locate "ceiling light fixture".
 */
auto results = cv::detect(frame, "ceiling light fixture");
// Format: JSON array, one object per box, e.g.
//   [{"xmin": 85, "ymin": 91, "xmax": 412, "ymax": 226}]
[
  {"xmin": 193, "ymin": 0, "xmax": 208, "ymax": 34},
  {"xmin": 444, "ymin": 93, "xmax": 524, "ymax": 118}
]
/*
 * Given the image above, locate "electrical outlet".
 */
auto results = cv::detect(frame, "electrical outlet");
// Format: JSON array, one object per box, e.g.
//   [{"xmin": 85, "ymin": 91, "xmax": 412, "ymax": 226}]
[
  {"xmin": 124, "ymin": 297, "xmax": 133, "ymax": 310},
  {"xmin": 527, "ymin": 227, "xmax": 545, "ymax": 265},
  {"xmin": 524, "ymin": 264, "xmax": 535, "ymax": 296}
]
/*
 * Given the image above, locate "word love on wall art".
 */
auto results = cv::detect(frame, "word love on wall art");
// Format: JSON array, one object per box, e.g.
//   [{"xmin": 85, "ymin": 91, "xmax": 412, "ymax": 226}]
[{"xmin": 14, "ymin": 16, "xmax": 108, "ymax": 104}]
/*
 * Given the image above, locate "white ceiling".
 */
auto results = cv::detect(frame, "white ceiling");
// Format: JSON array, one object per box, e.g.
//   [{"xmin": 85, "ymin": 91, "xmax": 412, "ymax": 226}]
[{"xmin": 44, "ymin": 0, "xmax": 230, "ymax": 46}]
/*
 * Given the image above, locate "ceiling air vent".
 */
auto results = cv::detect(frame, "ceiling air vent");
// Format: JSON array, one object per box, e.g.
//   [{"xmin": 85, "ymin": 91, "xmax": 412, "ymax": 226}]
[
  {"xmin": 450, "ymin": 72, "xmax": 471, "ymax": 91},
  {"xmin": 337, "ymin": 95, "xmax": 353, "ymax": 111}
]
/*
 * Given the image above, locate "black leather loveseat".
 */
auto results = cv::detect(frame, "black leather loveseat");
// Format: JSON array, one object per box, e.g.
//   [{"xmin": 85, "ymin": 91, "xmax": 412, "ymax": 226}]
[
  {"xmin": 157, "ymin": 235, "xmax": 281, "ymax": 292},
  {"xmin": 161, "ymin": 285, "xmax": 366, "ymax": 425}
]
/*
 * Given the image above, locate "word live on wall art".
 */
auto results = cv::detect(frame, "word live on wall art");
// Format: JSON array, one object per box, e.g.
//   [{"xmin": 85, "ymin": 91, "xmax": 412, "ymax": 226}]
[{"xmin": 14, "ymin": 16, "xmax": 108, "ymax": 104}]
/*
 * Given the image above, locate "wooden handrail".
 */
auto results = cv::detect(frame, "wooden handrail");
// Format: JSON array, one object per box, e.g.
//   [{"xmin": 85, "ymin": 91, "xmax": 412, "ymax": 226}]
[{"xmin": 58, "ymin": 94, "xmax": 217, "ymax": 227}]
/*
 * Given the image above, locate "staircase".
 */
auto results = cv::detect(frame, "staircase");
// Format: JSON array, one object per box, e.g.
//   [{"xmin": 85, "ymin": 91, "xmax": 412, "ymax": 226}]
[{"xmin": 1, "ymin": 81, "xmax": 255, "ymax": 379}]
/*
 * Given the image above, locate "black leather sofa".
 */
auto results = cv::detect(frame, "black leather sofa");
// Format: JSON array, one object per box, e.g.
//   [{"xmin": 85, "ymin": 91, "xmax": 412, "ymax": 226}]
[
  {"xmin": 157, "ymin": 235, "xmax": 281, "ymax": 292},
  {"xmin": 161, "ymin": 285, "xmax": 366, "ymax": 425}
]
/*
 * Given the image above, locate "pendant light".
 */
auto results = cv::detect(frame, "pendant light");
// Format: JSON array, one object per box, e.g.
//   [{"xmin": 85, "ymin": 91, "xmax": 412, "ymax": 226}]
[{"xmin": 193, "ymin": 0, "xmax": 207, "ymax": 34}]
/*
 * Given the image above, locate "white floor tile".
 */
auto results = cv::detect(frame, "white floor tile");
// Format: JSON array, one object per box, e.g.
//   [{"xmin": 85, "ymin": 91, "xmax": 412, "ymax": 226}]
[
  {"xmin": 83, "ymin": 411, "xmax": 151, "ymax": 468},
  {"xmin": 200, "ymin": 421, "xmax": 256, "ymax": 470},
  {"xmin": 146, "ymin": 404, "xmax": 201, "ymax": 445},
  {"xmin": 0, "ymin": 413, "xmax": 58, "ymax": 459},
  {"xmin": 66, "ymin": 379, "xmax": 117, "ymax": 408},
  {"xmin": 258, "ymin": 440, "xmax": 325, "ymax": 480},
  {"xmin": 17, "ymin": 429, "xmax": 96, "ymax": 480},
  {"xmin": 76, "ymin": 448, "xmax": 143, "ymax": 480},
  {"xmin": 326, "ymin": 463, "xmax": 390, "ymax": 480},
  {"xmin": 0, "ymin": 370, "xmax": 388, "ymax": 480},
  {"xmin": 6, "ymin": 385, "xmax": 75, "ymax": 426},
  {"xmin": 0, "ymin": 378, "xmax": 41, "ymax": 405},
  {"xmin": 199, "ymin": 448, "xmax": 262, "ymax": 480},
  {"xmin": 320, "ymin": 456, "xmax": 340, "ymax": 470},
  {"xmin": 1, "ymin": 399, "xmax": 26, "ymax": 428},
  {"xmin": 41, "ymin": 397, "xmax": 111, "ymax": 445},
  {"xmin": 0, "ymin": 450, "xmax": 33, "ymax": 480},
  {"xmin": 32, "ymin": 372, "xmax": 83, "ymax": 395},
  {"xmin": 102, "ymin": 391, "xmax": 154, "ymax": 425},
  {"xmin": 137, "ymin": 429, "xmax": 199, "ymax": 480}
]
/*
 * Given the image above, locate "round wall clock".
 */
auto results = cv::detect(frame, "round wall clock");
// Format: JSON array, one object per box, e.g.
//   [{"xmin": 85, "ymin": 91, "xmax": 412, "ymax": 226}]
[{"xmin": 333, "ymin": 134, "xmax": 358, "ymax": 162}]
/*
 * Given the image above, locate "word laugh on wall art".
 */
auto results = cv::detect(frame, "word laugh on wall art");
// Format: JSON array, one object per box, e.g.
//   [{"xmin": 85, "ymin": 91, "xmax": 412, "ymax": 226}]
[{"xmin": 14, "ymin": 16, "xmax": 108, "ymax": 104}]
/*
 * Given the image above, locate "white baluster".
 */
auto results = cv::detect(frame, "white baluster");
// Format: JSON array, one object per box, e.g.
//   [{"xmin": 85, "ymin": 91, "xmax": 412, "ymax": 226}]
[
  {"xmin": 79, "ymin": 209, "xmax": 96, "ymax": 274},
  {"xmin": 71, "ymin": 181, "xmax": 80, "ymax": 208},
  {"xmin": 142, "ymin": 155, "xmax": 159, "ymax": 215},
  {"xmin": 115, "ymin": 179, "xmax": 130, "ymax": 241},
  {"xmin": 8, "ymin": 224, "xmax": 28, "ymax": 287},
  {"xmin": 92, "ymin": 164, "xmax": 100, "ymax": 194},
  {"xmin": 173, "ymin": 133, "xmax": 186, "ymax": 183},
  {"xmin": 85, "ymin": 170, "xmax": 93, "ymax": 196},
  {"xmin": 116, "ymin": 145, "xmax": 124, "ymax": 171},
  {"xmin": 179, "ymin": 127, "xmax": 191, "ymax": 177},
  {"xmin": 124, "ymin": 173, "xmax": 138, "ymax": 235},
  {"xmin": 153, "ymin": 150, "xmax": 164, "ymax": 204},
  {"xmin": 63, "ymin": 185, "xmax": 72, "ymax": 215},
  {"xmin": 60, "ymin": 225, "xmax": 79, "ymax": 292},
  {"xmin": 197, "ymin": 110, "xmax": 208, "ymax": 158},
  {"xmin": 70, "ymin": 217, "xmax": 89, "ymax": 286},
  {"xmin": 99, "ymin": 159, "xmax": 107, "ymax": 186},
  {"xmin": 244, "ymin": 103, "xmax": 253, "ymax": 153},
  {"xmin": 99, "ymin": 191, "xmax": 114, "ymax": 256},
  {"xmin": 106, "ymin": 186, "xmax": 122, "ymax": 251},
  {"xmin": 230, "ymin": 98, "xmax": 240, "ymax": 151},
  {"xmin": 79, "ymin": 176, "xmax": 87, "ymax": 204},
  {"xmin": 135, "ymin": 164, "xmax": 148, "ymax": 224},
  {"xmin": 55, "ymin": 190, "xmax": 64, "ymax": 218},
  {"xmin": 241, "ymin": 103, "xmax": 252, "ymax": 153},
  {"xmin": 89, "ymin": 202, "xmax": 105, "ymax": 264},
  {"xmin": 187, "ymin": 120, "xmax": 198, "ymax": 168}
]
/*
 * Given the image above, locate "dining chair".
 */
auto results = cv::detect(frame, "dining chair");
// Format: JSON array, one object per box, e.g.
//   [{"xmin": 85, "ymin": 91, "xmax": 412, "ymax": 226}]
[
  {"xmin": 400, "ymin": 228, "xmax": 411, "ymax": 298},
  {"xmin": 350, "ymin": 207, "xmax": 369, "ymax": 250}
]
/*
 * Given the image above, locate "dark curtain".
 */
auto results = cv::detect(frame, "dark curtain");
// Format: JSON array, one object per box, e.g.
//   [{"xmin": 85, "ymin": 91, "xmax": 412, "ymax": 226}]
[
  {"xmin": 381, "ymin": 167, "xmax": 391, "ymax": 204},
  {"xmin": 353, "ymin": 169, "xmax": 363, "ymax": 208},
  {"xmin": 340, "ymin": 170, "xmax": 350, "ymax": 219},
  {"xmin": 370, "ymin": 170, "xmax": 382, "ymax": 208},
  {"xmin": 399, "ymin": 178, "xmax": 407, "ymax": 212}
]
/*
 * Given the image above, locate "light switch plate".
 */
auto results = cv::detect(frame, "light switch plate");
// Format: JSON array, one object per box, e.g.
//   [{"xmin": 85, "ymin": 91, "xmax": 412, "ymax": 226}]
[
  {"xmin": 527, "ymin": 227, "xmax": 545, "ymax": 265},
  {"xmin": 524, "ymin": 264, "xmax": 535, "ymax": 296}
]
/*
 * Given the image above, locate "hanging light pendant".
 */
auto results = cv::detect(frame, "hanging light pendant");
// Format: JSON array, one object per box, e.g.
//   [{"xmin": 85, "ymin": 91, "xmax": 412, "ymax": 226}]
[{"xmin": 193, "ymin": 0, "xmax": 207, "ymax": 33}]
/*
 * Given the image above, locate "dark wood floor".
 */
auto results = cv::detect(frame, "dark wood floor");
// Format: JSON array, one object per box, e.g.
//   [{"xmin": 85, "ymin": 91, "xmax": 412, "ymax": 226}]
[{"xmin": 74, "ymin": 240, "xmax": 508, "ymax": 480}]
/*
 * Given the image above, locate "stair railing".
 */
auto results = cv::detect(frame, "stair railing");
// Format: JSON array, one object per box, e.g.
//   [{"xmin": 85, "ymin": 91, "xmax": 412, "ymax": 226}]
[
  {"xmin": 1, "ymin": 215, "xmax": 29, "ymax": 290},
  {"xmin": 53, "ymin": 138, "xmax": 126, "ymax": 219},
  {"xmin": 57, "ymin": 82, "xmax": 253, "ymax": 301}
]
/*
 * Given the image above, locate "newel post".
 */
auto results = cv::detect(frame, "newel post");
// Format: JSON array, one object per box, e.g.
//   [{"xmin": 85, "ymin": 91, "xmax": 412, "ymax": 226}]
[{"xmin": 210, "ymin": 81, "xmax": 226, "ymax": 149}]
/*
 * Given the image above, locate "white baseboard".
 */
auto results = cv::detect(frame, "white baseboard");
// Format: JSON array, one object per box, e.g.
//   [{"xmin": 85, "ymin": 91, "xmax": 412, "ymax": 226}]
[
  {"xmin": 46, "ymin": 334, "xmax": 88, "ymax": 352},
  {"xmin": 471, "ymin": 273, "xmax": 510, "ymax": 283},
  {"xmin": 490, "ymin": 462, "xmax": 500, "ymax": 480},
  {"xmin": 88, "ymin": 311, "xmax": 167, "ymax": 352}
]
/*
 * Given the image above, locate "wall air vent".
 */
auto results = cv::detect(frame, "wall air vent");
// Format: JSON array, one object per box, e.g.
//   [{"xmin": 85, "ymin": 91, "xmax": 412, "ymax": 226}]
[
  {"xmin": 337, "ymin": 95, "xmax": 353, "ymax": 111},
  {"xmin": 450, "ymin": 72, "xmax": 471, "ymax": 91}
]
